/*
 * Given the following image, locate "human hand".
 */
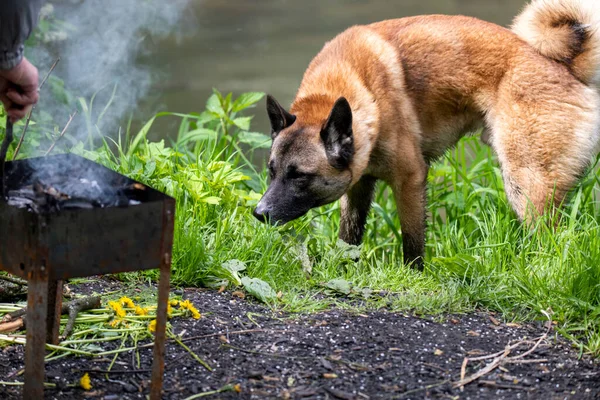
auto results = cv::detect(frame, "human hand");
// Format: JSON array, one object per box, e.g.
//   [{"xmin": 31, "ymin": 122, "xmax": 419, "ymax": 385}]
[{"xmin": 0, "ymin": 58, "xmax": 39, "ymax": 123}]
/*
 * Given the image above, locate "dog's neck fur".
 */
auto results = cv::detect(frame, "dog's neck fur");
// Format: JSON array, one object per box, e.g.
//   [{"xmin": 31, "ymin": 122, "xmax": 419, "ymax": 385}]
[{"xmin": 290, "ymin": 88, "xmax": 379, "ymax": 186}]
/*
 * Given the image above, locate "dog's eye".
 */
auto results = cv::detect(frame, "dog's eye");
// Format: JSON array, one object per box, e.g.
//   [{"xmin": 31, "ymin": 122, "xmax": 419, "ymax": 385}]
[{"xmin": 286, "ymin": 168, "xmax": 312, "ymax": 181}]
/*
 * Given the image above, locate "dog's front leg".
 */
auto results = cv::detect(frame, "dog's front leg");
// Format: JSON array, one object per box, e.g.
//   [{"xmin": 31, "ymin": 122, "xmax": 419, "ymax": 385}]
[
  {"xmin": 339, "ymin": 175, "xmax": 378, "ymax": 246},
  {"xmin": 392, "ymin": 165, "xmax": 428, "ymax": 270}
]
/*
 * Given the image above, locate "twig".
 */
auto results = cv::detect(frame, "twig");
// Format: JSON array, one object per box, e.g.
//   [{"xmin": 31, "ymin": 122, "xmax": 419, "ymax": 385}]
[
  {"xmin": 1, "ymin": 295, "xmax": 100, "ymax": 339},
  {"xmin": 82, "ymin": 368, "xmax": 151, "ymax": 374},
  {"xmin": 38, "ymin": 58, "xmax": 60, "ymax": 90},
  {"xmin": 60, "ymin": 295, "xmax": 101, "ymax": 340},
  {"xmin": 506, "ymin": 331, "xmax": 548, "ymax": 361},
  {"xmin": 0, "ymin": 318, "xmax": 24, "ymax": 333},
  {"xmin": 0, "ymin": 381, "xmax": 56, "ymax": 388},
  {"xmin": 170, "ymin": 333, "xmax": 212, "ymax": 371},
  {"xmin": 479, "ymin": 380, "xmax": 532, "ymax": 391},
  {"xmin": 455, "ymin": 346, "xmax": 510, "ymax": 389},
  {"xmin": 454, "ymin": 314, "xmax": 553, "ymax": 389},
  {"xmin": 508, "ymin": 358, "xmax": 549, "ymax": 364},
  {"xmin": 0, "ymin": 118, "xmax": 13, "ymax": 199},
  {"xmin": 0, "ymin": 275, "xmax": 27, "ymax": 286},
  {"xmin": 465, "ymin": 340, "xmax": 538, "ymax": 362},
  {"xmin": 181, "ymin": 384, "xmax": 237, "ymax": 400},
  {"xmin": 43, "ymin": 115, "xmax": 75, "ymax": 156},
  {"xmin": 391, "ymin": 380, "xmax": 450, "ymax": 399},
  {"xmin": 12, "ymin": 57, "xmax": 60, "ymax": 160},
  {"xmin": 44, "ymin": 110, "xmax": 78, "ymax": 156}
]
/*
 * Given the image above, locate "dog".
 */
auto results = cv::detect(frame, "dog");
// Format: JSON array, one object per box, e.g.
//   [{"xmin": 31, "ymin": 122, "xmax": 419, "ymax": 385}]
[{"xmin": 253, "ymin": 0, "xmax": 600, "ymax": 270}]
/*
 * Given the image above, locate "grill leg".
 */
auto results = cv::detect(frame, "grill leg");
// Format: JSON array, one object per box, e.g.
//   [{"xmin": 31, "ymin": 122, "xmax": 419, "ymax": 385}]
[
  {"xmin": 150, "ymin": 253, "xmax": 171, "ymax": 400},
  {"xmin": 46, "ymin": 280, "xmax": 63, "ymax": 345},
  {"xmin": 24, "ymin": 267, "xmax": 49, "ymax": 399}
]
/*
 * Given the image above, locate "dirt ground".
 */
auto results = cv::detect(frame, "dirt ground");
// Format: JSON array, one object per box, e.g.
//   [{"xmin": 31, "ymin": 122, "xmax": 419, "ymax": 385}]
[{"xmin": 0, "ymin": 279, "xmax": 598, "ymax": 399}]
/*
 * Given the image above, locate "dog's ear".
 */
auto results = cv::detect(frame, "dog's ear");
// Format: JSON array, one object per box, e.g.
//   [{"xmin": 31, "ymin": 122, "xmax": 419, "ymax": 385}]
[
  {"xmin": 266, "ymin": 95, "xmax": 296, "ymax": 139},
  {"xmin": 321, "ymin": 97, "xmax": 354, "ymax": 169}
]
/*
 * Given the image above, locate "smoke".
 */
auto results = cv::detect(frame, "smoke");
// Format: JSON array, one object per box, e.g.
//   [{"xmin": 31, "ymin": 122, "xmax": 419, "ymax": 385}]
[{"xmin": 30, "ymin": 0, "xmax": 194, "ymax": 146}]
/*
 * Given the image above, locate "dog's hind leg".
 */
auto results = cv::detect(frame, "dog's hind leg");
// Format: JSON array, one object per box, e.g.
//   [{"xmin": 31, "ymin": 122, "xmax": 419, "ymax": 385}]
[
  {"xmin": 489, "ymin": 86, "xmax": 600, "ymax": 224},
  {"xmin": 339, "ymin": 175, "xmax": 378, "ymax": 246}
]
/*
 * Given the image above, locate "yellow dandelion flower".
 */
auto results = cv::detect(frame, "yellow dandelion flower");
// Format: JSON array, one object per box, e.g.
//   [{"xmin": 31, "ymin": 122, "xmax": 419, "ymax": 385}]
[
  {"xmin": 120, "ymin": 296, "xmax": 135, "ymax": 309},
  {"xmin": 135, "ymin": 306, "xmax": 149, "ymax": 316},
  {"xmin": 108, "ymin": 300, "xmax": 126, "ymax": 318},
  {"xmin": 169, "ymin": 299, "xmax": 180, "ymax": 307},
  {"xmin": 234, "ymin": 383, "xmax": 242, "ymax": 393},
  {"xmin": 191, "ymin": 309, "xmax": 201, "ymax": 319},
  {"xmin": 80, "ymin": 373, "xmax": 92, "ymax": 390},
  {"xmin": 148, "ymin": 319, "xmax": 157, "ymax": 333},
  {"xmin": 167, "ymin": 303, "xmax": 173, "ymax": 317},
  {"xmin": 179, "ymin": 299, "xmax": 193, "ymax": 310}
]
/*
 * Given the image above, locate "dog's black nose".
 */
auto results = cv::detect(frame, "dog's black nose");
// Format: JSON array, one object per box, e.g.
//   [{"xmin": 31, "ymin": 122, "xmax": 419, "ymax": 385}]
[{"xmin": 253, "ymin": 203, "xmax": 269, "ymax": 223}]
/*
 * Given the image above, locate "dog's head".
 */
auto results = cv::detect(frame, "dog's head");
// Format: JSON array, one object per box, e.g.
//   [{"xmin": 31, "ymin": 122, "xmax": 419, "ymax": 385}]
[{"xmin": 253, "ymin": 95, "xmax": 354, "ymax": 224}]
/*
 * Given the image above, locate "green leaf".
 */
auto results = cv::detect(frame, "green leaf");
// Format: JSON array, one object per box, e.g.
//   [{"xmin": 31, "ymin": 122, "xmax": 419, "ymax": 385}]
[
  {"xmin": 196, "ymin": 111, "xmax": 218, "ymax": 125},
  {"xmin": 127, "ymin": 115, "xmax": 156, "ymax": 158},
  {"xmin": 206, "ymin": 93, "xmax": 224, "ymax": 116},
  {"xmin": 201, "ymin": 196, "xmax": 221, "ymax": 205},
  {"xmin": 241, "ymin": 277, "xmax": 277, "ymax": 304},
  {"xmin": 325, "ymin": 278, "xmax": 352, "ymax": 295},
  {"xmin": 177, "ymin": 128, "xmax": 218, "ymax": 146},
  {"xmin": 336, "ymin": 239, "xmax": 361, "ymax": 260},
  {"xmin": 237, "ymin": 131, "xmax": 271, "ymax": 148},
  {"xmin": 232, "ymin": 117, "xmax": 252, "ymax": 131},
  {"xmin": 232, "ymin": 92, "xmax": 265, "ymax": 112},
  {"xmin": 217, "ymin": 259, "xmax": 247, "ymax": 286},
  {"xmin": 144, "ymin": 159, "xmax": 156, "ymax": 177}
]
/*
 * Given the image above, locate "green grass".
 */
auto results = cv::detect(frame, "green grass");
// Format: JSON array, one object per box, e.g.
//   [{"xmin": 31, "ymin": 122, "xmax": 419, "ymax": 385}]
[{"xmin": 3, "ymin": 90, "xmax": 600, "ymax": 356}]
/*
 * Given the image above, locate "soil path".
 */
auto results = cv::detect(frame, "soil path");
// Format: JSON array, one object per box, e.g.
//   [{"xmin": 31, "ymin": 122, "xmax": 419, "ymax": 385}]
[{"xmin": 0, "ymin": 280, "xmax": 598, "ymax": 399}]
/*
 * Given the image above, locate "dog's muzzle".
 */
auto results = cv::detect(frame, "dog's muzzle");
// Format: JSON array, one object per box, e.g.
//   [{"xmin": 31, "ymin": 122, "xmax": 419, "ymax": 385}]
[{"xmin": 253, "ymin": 200, "xmax": 270, "ymax": 223}]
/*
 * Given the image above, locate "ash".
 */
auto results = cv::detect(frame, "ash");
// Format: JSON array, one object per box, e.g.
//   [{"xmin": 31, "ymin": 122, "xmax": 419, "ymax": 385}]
[{"xmin": 7, "ymin": 178, "xmax": 144, "ymax": 213}]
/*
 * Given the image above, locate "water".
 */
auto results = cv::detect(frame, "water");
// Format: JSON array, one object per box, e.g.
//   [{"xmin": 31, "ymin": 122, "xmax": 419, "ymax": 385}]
[{"xmin": 138, "ymin": 0, "xmax": 526, "ymax": 138}]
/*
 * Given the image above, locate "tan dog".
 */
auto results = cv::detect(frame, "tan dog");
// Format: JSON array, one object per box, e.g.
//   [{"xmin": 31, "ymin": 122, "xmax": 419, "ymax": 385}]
[{"xmin": 253, "ymin": 0, "xmax": 600, "ymax": 270}]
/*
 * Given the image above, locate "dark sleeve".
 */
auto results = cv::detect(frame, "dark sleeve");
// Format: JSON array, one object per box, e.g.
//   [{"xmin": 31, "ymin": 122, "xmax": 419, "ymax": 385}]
[{"xmin": 0, "ymin": 0, "xmax": 45, "ymax": 70}]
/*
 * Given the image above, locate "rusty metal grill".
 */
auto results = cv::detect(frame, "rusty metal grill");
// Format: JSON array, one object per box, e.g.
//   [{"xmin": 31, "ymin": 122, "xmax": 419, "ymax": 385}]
[{"xmin": 0, "ymin": 153, "xmax": 175, "ymax": 399}]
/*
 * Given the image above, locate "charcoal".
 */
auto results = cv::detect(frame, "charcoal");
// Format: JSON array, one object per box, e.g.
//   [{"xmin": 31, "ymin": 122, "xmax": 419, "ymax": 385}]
[
  {"xmin": 6, "ymin": 178, "xmax": 147, "ymax": 213},
  {"xmin": 3, "ymin": 154, "xmax": 151, "ymax": 214}
]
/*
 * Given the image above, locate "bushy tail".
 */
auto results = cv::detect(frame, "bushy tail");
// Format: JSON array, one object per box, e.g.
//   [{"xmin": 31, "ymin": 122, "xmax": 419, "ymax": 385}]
[{"xmin": 511, "ymin": 0, "xmax": 600, "ymax": 85}]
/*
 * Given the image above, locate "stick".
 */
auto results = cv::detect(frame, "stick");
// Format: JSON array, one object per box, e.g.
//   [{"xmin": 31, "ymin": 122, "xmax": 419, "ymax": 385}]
[
  {"xmin": 181, "ymin": 384, "xmax": 237, "ymax": 400},
  {"xmin": 1, "ymin": 295, "xmax": 101, "ymax": 339},
  {"xmin": 0, "ymin": 118, "xmax": 13, "ymax": 199},
  {"xmin": 38, "ymin": 58, "xmax": 60, "ymax": 90},
  {"xmin": 0, "ymin": 317, "xmax": 24, "ymax": 333},
  {"xmin": 60, "ymin": 295, "xmax": 101, "ymax": 340},
  {"xmin": 454, "ymin": 346, "xmax": 510, "ymax": 388},
  {"xmin": 454, "ymin": 316, "xmax": 553, "ymax": 389},
  {"xmin": 479, "ymin": 380, "xmax": 532, "ymax": 391},
  {"xmin": 82, "ymin": 368, "xmax": 152, "ymax": 374},
  {"xmin": 12, "ymin": 57, "xmax": 60, "ymax": 160},
  {"xmin": 0, "ymin": 275, "xmax": 27, "ymax": 286},
  {"xmin": 44, "ymin": 110, "xmax": 78, "ymax": 156}
]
